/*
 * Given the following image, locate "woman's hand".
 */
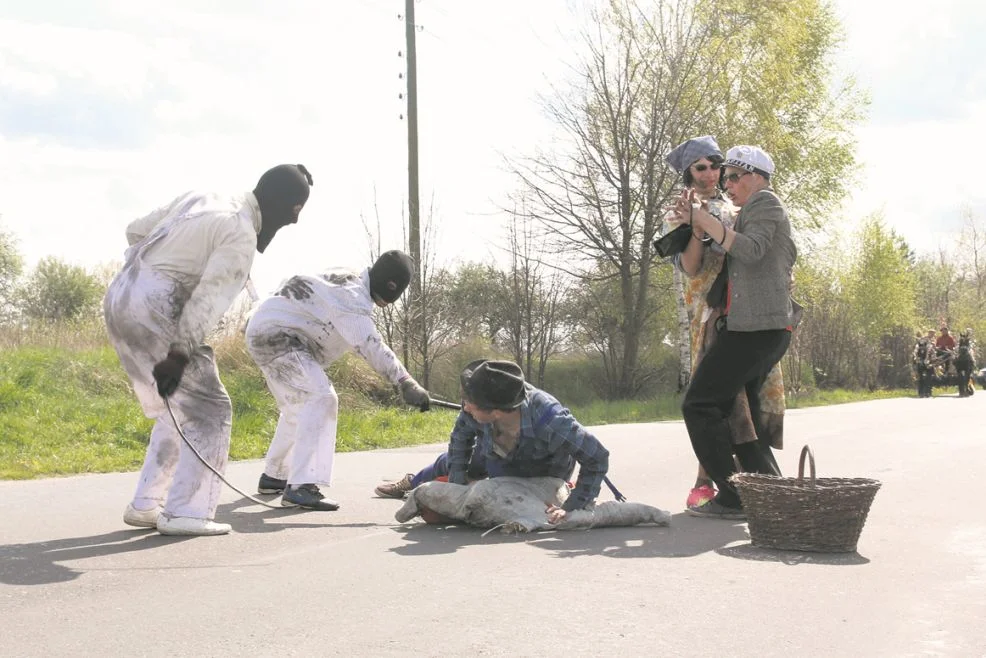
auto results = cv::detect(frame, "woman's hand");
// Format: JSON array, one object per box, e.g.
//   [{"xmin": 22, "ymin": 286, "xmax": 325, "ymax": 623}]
[
  {"xmin": 673, "ymin": 189, "xmax": 713, "ymax": 239},
  {"xmin": 664, "ymin": 189, "xmax": 691, "ymax": 226},
  {"xmin": 672, "ymin": 188, "xmax": 693, "ymax": 221},
  {"xmin": 683, "ymin": 194, "xmax": 722, "ymax": 242}
]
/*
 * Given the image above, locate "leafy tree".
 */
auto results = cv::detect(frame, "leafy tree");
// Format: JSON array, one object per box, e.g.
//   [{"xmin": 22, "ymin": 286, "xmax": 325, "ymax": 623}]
[
  {"xmin": 912, "ymin": 252, "xmax": 957, "ymax": 331},
  {"xmin": 844, "ymin": 217, "xmax": 916, "ymax": 387},
  {"xmin": 510, "ymin": 0, "xmax": 863, "ymax": 397},
  {"xmin": 566, "ymin": 258, "xmax": 677, "ymax": 397},
  {"xmin": 847, "ymin": 217, "xmax": 916, "ymax": 342},
  {"xmin": 442, "ymin": 262, "xmax": 510, "ymax": 343},
  {"xmin": 0, "ymin": 219, "xmax": 24, "ymax": 324},
  {"xmin": 788, "ymin": 255, "xmax": 856, "ymax": 388},
  {"xmin": 704, "ymin": 0, "xmax": 866, "ymax": 227},
  {"xmin": 17, "ymin": 257, "xmax": 105, "ymax": 322}
]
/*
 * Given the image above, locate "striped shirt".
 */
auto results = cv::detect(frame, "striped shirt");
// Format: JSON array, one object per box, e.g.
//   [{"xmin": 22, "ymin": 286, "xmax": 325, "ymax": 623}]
[{"xmin": 447, "ymin": 386, "xmax": 610, "ymax": 511}]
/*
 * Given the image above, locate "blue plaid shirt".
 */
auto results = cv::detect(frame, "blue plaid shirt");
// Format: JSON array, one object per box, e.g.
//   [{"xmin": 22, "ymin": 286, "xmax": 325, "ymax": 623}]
[{"xmin": 447, "ymin": 385, "xmax": 609, "ymax": 511}]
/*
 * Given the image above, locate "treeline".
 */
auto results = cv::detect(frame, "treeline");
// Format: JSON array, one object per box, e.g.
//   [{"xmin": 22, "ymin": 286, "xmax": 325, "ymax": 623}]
[{"xmin": 2, "ymin": 210, "xmax": 983, "ymax": 402}]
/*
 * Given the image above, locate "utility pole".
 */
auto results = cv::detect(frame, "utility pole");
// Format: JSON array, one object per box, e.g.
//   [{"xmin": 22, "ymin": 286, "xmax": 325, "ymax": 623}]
[
  {"xmin": 404, "ymin": 0, "xmax": 421, "ymax": 300},
  {"xmin": 402, "ymin": 0, "xmax": 429, "ymax": 384}
]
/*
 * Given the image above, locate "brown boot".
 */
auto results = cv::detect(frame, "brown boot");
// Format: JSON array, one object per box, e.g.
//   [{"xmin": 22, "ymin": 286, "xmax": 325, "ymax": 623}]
[{"xmin": 374, "ymin": 473, "xmax": 414, "ymax": 499}]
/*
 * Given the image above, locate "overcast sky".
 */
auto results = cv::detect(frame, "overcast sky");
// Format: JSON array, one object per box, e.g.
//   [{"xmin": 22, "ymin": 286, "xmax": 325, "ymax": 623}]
[{"xmin": 1, "ymin": 0, "xmax": 985, "ymax": 295}]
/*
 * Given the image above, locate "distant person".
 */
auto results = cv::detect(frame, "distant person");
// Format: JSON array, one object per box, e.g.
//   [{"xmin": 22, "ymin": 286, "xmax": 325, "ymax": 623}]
[
  {"xmin": 247, "ymin": 250, "xmax": 430, "ymax": 510},
  {"xmin": 936, "ymin": 326, "xmax": 956, "ymax": 352},
  {"xmin": 935, "ymin": 326, "xmax": 956, "ymax": 372},
  {"xmin": 104, "ymin": 164, "xmax": 313, "ymax": 536},
  {"xmin": 673, "ymin": 145, "xmax": 798, "ymax": 520},
  {"xmin": 954, "ymin": 328, "xmax": 976, "ymax": 397},
  {"xmin": 662, "ymin": 135, "xmax": 786, "ymax": 511},
  {"xmin": 913, "ymin": 336, "xmax": 935, "ymax": 398}
]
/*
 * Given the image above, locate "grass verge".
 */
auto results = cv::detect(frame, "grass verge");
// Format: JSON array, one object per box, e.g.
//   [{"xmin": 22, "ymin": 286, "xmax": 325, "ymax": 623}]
[
  {"xmin": 0, "ymin": 346, "xmax": 910, "ymax": 480},
  {"xmin": 0, "ymin": 347, "xmax": 455, "ymax": 480}
]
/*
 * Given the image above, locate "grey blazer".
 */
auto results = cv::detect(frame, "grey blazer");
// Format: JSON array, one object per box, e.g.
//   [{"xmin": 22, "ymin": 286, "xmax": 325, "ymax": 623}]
[{"xmin": 725, "ymin": 188, "xmax": 798, "ymax": 331}]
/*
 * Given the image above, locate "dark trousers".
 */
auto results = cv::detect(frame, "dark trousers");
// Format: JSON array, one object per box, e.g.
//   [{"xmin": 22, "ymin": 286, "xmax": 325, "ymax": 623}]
[
  {"xmin": 410, "ymin": 449, "xmax": 502, "ymax": 488},
  {"xmin": 683, "ymin": 328, "xmax": 792, "ymax": 508},
  {"xmin": 915, "ymin": 366, "xmax": 934, "ymax": 398}
]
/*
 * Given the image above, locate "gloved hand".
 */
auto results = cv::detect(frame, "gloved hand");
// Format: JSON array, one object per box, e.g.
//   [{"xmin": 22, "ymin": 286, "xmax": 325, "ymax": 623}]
[
  {"xmin": 152, "ymin": 350, "xmax": 190, "ymax": 398},
  {"xmin": 399, "ymin": 377, "xmax": 430, "ymax": 411}
]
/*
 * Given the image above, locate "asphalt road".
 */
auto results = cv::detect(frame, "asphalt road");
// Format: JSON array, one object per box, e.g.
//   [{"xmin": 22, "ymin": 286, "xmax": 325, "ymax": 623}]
[{"xmin": 2, "ymin": 393, "xmax": 985, "ymax": 657}]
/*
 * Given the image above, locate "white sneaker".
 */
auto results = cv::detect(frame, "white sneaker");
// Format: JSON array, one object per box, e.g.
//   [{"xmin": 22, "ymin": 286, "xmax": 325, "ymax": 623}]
[
  {"xmin": 156, "ymin": 514, "xmax": 231, "ymax": 536},
  {"xmin": 123, "ymin": 503, "xmax": 161, "ymax": 528}
]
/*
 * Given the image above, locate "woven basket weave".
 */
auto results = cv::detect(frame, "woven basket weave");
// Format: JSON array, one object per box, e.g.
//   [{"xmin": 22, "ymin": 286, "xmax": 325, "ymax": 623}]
[{"xmin": 730, "ymin": 446, "xmax": 881, "ymax": 553}]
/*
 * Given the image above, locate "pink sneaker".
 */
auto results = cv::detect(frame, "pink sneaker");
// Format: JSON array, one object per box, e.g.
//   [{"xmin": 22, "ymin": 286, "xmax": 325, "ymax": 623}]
[{"xmin": 686, "ymin": 484, "xmax": 716, "ymax": 508}]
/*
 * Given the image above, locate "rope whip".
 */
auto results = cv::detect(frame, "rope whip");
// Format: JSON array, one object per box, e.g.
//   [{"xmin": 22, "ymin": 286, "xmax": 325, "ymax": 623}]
[
  {"xmin": 165, "ymin": 396, "xmax": 285, "ymax": 510},
  {"xmin": 165, "ymin": 393, "xmax": 627, "ymax": 507}
]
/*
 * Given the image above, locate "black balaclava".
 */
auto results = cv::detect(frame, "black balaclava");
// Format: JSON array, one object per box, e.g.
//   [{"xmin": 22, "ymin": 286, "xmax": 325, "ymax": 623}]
[
  {"xmin": 369, "ymin": 250, "xmax": 414, "ymax": 303},
  {"xmin": 254, "ymin": 164, "xmax": 313, "ymax": 253}
]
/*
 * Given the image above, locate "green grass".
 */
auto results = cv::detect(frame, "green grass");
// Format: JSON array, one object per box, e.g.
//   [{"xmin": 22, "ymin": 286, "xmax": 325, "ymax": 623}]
[
  {"xmin": 565, "ymin": 387, "xmax": 912, "ymax": 426},
  {"xmin": 0, "ymin": 346, "xmax": 911, "ymax": 480},
  {"xmin": 785, "ymin": 387, "xmax": 912, "ymax": 408},
  {"xmin": 566, "ymin": 396, "xmax": 685, "ymax": 426},
  {"xmin": 0, "ymin": 346, "xmax": 455, "ymax": 480}
]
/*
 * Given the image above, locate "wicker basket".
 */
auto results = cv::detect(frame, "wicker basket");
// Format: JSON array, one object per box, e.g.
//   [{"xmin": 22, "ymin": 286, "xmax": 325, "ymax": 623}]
[{"xmin": 730, "ymin": 446, "xmax": 881, "ymax": 553}]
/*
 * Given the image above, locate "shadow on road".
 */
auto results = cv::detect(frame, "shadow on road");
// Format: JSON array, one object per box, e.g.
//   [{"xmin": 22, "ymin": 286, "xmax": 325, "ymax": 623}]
[
  {"xmin": 216, "ymin": 497, "xmax": 385, "ymax": 533},
  {"xmin": 0, "ymin": 530, "xmax": 192, "ymax": 586},
  {"xmin": 387, "ymin": 512, "xmax": 751, "ymax": 558},
  {"xmin": 716, "ymin": 543, "xmax": 870, "ymax": 565},
  {"xmin": 0, "ymin": 497, "xmax": 391, "ymax": 587}
]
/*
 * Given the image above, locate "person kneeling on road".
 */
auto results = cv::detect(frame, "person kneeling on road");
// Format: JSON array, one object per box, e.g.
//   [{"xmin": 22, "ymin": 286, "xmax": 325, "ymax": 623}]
[
  {"xmin": 375, "ymin": 359, "xmax": 493, "ymax": 500},
  {"xmin": 378, "ymin": 359, "xmax": 609, "ymax": 524},
  {"xmin": 246, "ymin": 250, "xmax": 430, "ymax": 511}
]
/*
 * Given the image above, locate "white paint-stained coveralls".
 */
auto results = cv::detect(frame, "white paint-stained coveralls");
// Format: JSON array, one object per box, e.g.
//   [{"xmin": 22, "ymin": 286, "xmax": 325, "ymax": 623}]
[
  {"xmin": 245, "ymin": 269, "xmax": 410, "ymax": 487},
  {"xmin": 103, "ymin": 191, "xmax": 260, "ymax": 520}
]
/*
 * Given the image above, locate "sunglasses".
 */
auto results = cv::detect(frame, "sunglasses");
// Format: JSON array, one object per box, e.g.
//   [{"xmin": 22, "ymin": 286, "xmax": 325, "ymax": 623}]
[
  {"xmin": 692, "ymin": 162, "xmax": 722, "ymax": 172},
  {"xmin": 723, "ymin": 171, "xmax": 751, "ymax": 184}
]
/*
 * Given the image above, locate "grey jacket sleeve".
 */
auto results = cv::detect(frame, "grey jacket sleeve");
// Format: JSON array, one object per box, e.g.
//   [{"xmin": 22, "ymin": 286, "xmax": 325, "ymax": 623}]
[{"xmin": 728, "ymin": 191, "xmax": 784, "ymax": 264}]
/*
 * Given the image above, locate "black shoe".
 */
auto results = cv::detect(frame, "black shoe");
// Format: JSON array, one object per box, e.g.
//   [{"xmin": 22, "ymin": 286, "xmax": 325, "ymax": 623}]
[
  {"xmin": 281, "ymin": 484, "xmax": 340, "ymax": 511},
  {"xmin": 258, "ymin": 473, "xmax": 287, "ymax": 495},
  {"xmin": 685, "ymin": 499, "xmax": 746, "ymax": 520}
]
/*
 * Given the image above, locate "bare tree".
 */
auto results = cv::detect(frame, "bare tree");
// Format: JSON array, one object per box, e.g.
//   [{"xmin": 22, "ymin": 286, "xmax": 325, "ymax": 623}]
[
  {"xmin": 361, "ymin": 191, "xmax": 409, "ymax": 365},
  {"xmin": 510, "ymin": 1, "xmax": 715, "ymax": 396},
  {"xmin": 957, "ymin": 207, "xmax": 986, "ymax": 306},
  {"xmin": 510, "ymin": 0, "xmax": 862, "ymax": 395},
  {"xmin": 501, "ymin": 213, "xmax": 571, "ymax": 386},
  {"xmin": 361, "ymin": 194, "xmax": 460, "ymax": 388}
]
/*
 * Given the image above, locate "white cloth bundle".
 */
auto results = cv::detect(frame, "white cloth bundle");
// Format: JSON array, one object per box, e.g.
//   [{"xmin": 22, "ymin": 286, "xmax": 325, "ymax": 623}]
[{"xmin": 395, "ymin": 476, "xmax": 671, "ymax": 534}]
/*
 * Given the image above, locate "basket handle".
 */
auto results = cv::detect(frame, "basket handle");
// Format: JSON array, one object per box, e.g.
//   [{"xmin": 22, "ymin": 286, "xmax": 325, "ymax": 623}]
[{"xmin": 797, "ymin": 445, "xmax": 816, "ymax": 486}]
